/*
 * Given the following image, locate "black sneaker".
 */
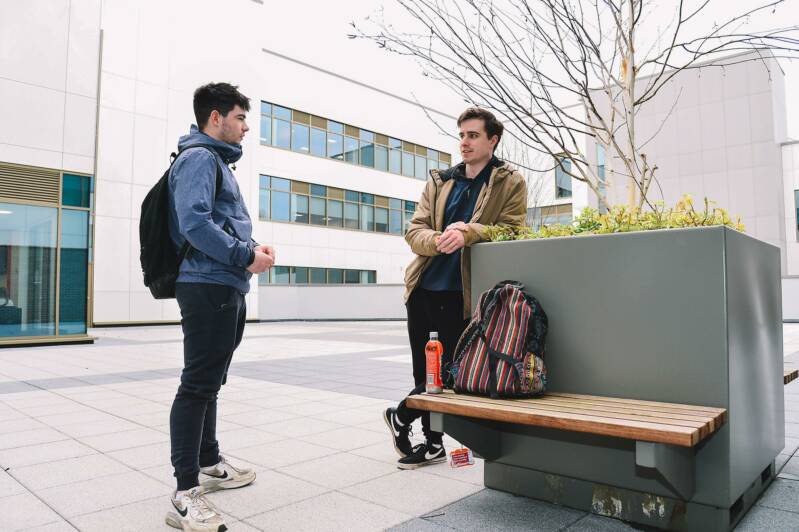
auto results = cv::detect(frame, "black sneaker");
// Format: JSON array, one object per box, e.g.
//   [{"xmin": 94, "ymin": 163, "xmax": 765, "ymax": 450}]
[
  {"xmin": 383, "ymin": 407, "xmax": 413, "ymax": 457},
  {"xmin": 397, "ymin": 442, "xmax": 446, "ymax": 470}
]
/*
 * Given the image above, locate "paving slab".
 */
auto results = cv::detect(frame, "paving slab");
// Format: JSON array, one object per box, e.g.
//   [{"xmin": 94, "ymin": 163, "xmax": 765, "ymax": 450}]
[
  {"xmin": 246, "ymin": 491, "xmax": 411, "ymax": 532},
  {"xmin": 419, "ymin": 489, "xmax": 585, "ymax": 532},
  {"xmin": 10, "ymin": 453, "xmax": 132, "ymax": 490},
  {"xmin": 0, "ymin": 492, "xmax": 64, "ymax": 531},
  {"xmin": 0, "ymin": 440, "xmax": 96, "ymax": 469},
  {"xmin": 205, "ymin": 469, "xmax": 329, "ymax": 519},
  {"xmin": 228, "ymin": 438, "xmax": 339, "ymax": 469},
  {"xmin": 342, "ymin": 470, "xmax": 483, "ymax": 516},
  {"xmin": 35, "ymin": 470, "xmax": 171, "ymax": 517},
  {"xmin": 0, "ymin": 469, "xmax": 27, "ymax": 497},
  {"xmin": 565, "ymin": 514, "xmax": 642, "ymax": 531},
  {"xmin": 735, "ymin": 505, "xmax": 799, "ymax": 531},
  {"xmin": 277, "ymin": 451, "xmax": 398, "ymax": 489}
]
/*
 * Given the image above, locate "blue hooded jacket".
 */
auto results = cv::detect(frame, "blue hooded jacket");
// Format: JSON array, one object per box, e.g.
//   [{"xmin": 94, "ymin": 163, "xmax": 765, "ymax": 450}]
[{"xmin": 168, "ymin": 125, "xmax": 255, "ymax": 294}]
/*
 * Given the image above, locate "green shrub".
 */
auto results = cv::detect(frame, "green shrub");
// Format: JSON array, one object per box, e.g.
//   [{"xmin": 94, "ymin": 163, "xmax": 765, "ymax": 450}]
[{"xmin": 486, "ymin": 195, "xmax": 745, "ymax": 242}]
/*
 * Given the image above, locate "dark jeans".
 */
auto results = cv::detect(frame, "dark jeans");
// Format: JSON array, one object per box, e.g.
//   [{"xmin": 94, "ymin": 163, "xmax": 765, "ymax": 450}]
[
  {"xmin": 170, "ymin": 282, "xmax": 246, "ymax": 491},
  {"xmin": 396, "ymin": 288, "xmax": 468, "ymax": 444}
]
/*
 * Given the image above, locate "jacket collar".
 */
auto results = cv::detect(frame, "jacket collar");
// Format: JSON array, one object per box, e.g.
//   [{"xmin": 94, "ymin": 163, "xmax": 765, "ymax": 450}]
[{"xmin": 432, "ymin": 155, "xmax": 507, "ymax": 185}]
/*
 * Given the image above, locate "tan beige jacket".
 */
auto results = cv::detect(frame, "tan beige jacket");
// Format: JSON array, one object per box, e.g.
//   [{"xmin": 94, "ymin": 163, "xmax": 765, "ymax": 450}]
[{"xmin": 403, "ymin": 159, "xmax": 527, "ymax": 317}]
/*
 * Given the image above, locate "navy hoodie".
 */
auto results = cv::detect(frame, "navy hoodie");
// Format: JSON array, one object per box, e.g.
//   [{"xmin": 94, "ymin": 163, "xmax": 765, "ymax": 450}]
[{"xmin": 168, "ymin": 125, "xmax": 255, "ymax": 294}]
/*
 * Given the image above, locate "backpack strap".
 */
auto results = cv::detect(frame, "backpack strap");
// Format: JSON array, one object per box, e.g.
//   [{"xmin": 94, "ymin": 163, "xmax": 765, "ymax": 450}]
[
  {"xmin": 169, "ymin": 145, "xmax": 225, "ymax": 264},
  {"xmin": 170, "ymin": 145, "xmax": 224, "ymax": 196}
]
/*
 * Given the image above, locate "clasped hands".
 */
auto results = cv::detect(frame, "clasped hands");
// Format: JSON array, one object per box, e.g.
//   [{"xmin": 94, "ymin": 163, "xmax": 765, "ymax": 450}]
[
  {"xmin": 247, "ymin": 244, "xmax": 276, "ymax": 273},
  {"xmin": 435, "ymin": 221, "xmax": 468, "ymax": 254}
]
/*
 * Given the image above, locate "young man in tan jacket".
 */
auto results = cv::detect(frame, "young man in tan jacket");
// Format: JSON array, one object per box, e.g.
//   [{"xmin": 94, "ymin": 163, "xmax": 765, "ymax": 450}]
[{"xmin": 383, "ymin": 107, "xmax": 527, "ymax": 469}]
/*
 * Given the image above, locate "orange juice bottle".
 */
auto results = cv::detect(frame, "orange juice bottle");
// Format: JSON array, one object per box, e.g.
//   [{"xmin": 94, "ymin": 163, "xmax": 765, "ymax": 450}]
[{"xmin": 425, "ymin": 331, "xmax": 444, "ymax": 393}]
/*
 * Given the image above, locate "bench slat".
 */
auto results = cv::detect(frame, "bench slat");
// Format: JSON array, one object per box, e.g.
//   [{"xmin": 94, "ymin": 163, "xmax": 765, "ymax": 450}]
[
  {"xmin": 785, "ymin": 368, "xmax": 798, "ymax": 385},
  {"xmin": 406, "ymin": 391, "xmax": 726, "ymax": 447},
  {"xmin": 434, "ymin": 393, "xmax": 715, "ymax": 435},
  {"xmin": 532, "ymin": 396, "xmax": 723, "ymax": 430},
  {"xmin": 547, "ymin": 392, "xmax": 727, "ymax": 426}
]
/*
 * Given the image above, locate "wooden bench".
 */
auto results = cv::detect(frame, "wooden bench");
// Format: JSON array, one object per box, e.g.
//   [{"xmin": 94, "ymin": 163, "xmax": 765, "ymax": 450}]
[
  {"xmin": 408, "ymin": 390, "xmax": 729, "ymax": 517},
  {"xmin": 785, "ymin": 367, "xmax": 798, "ymax": 385},
  {"xmin": 407, "ymin": 390, "xmax": 726, "ymax": 448}
]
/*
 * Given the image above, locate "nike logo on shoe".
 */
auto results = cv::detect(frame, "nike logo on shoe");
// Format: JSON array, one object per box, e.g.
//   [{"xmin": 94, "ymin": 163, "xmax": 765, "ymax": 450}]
[
  {"xmin": 203, "ymin": 470, "xmax": 229, "ymax": 479},
  {"xmin": 172, "ymin": 502, "xmax": 188, "ymax": 517},
  {"xmin": 425, "ymin": 450, "xmax": 443, "ymax": 460}
]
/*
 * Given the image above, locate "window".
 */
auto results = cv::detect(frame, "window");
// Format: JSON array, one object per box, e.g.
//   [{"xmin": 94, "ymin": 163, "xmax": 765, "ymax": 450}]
[
  {"xmin": 597, "ymin": 144, "xmax": 607, "ymax": 214},
  {"xmin": 344, "ymin": 202, "xmax": 359, "ymax": 230},
  {"xmin": 402, "ymin": 152, "xmax": 415, "ymax": 178},
  {"xmin": 389, "ymin": 209, "xmax": 402, "ymax": 235},
  {"xmin": 327, "ymin": 133, "xmax": 344, "ymax": 160},
  {"xmin": 260, "ymin": 103, "xmax": 272, "ymax": 145},
  {"xmin": 258, "ymin": 101, "xmax": 451, "ymax": 179},
  {"xmin": 293, "ymin": 267, "xmax": 309, "ymax": 284},
  {"xmin": 272, "ymin": 266, "xmax": 290, "ymax": 284},
  {"xmin": 291, "ymin": 194, "xmax": 309, "ymax": 224},
  {"xmin": 344, "ymin": 136, "xmax": 359, "ymax": 164},
  {"xmin": 62, "ymin": 174, "xmax": 91, "ymax": 207},
  {"xmin": 527, "ymin": 204, "xmax": 573, "ymax": 231},
  {"xmin": 253, "ymin": 266, "xmax": 378, "ymax": 286},
  {"xmin": 328, "ymin": 268, "xmax": 343, "ymax": 284},
  {"xmin": 271, "ymin": 191, "xmax": 290, "ymax": 222},
  {"xmin": 258, "ymin": 175, "xmax": 416, "ymax": 236},
  {"xmin": 291, "ymin": 123, "xmax": 310, "ymax": 153},
  {"xmin": 273, "ymin": 118, "xmax": 291, "ymax": 149},
  {"xmin": 310, "ymin": 267, "xmax": 326, "ymax": 283},
  {"xmin": 375, "ymin": 145, "xmax": 388, "ymax": 172},
  {"xmin": 0, "ymin": 203, "xmax": 58, "ymax": 338},
  {"xmin": 59, "ymin": 210, "xmax": 89, "ymax": 335},
  {"xmin": 0, "ymin": 168, "xmax": 93, "ymax": 341},
  {"xmin": 796, "ymin": 190, "xmax": 799, "ymax": 241},
  {"xmin": 375, "ymin": 207, "xmax": 389, "ymax": 233},
  {"xmin": 310, "ymin": 197, "xmax": 326, "ymax": 225},
  {"xmin": 360, "ymin": 130, "xmax": 374, "ymax": 168},
  {"xmin": 360, "ymin": 205, "xmax": 374, "ymax": 232},
  {"xmin": 310, "ymin": 128, "xmax": 326, "ymax": 157},
  {"xmin": 555, "ymin": 157, "xmax": 572, "ymax": 199},
  {"xmin": 327, "ymin": 200, "xmax": 343, "ymax": 227},
  {"xmin": 415, "ymin": 155, "xmax": 427, "ymax": 180}
]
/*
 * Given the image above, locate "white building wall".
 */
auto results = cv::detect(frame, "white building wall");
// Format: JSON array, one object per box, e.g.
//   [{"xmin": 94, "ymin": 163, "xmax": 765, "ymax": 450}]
[
  {"xmin": 591, "ymin": 53, "xmax": 788, "ymax": 272},
  {"xmin": 783, "ymin": 143, "xmax": 799, "ymax": 275},
  {"xmin": 92, "ymin": 0, "xmax": 461, "ymax": 323},
  {"xmin": 0, "ymin": 0, "xmax": 101, "ymax": 174}
]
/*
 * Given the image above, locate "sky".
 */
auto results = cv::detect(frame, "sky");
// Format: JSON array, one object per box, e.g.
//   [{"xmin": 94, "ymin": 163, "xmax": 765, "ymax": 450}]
[{"xmin": 259, "ymin": 0, "xmax": 799, "ymax": 139}]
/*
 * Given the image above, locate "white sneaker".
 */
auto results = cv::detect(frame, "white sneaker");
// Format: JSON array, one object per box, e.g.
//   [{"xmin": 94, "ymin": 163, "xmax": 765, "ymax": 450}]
[
  {"xmin": 165, "ymin": 487, "xmax": 227, "ymax": 532},
  {"xmin": 199, "ymin": 455, "xmax": 256, "ymax": 493}
]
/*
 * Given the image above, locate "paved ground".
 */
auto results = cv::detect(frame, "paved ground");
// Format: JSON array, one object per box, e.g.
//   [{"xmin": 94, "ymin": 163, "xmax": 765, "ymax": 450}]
[{"xmin": 1, "ymin": 321, "xmax": 799, "ymax": 531}]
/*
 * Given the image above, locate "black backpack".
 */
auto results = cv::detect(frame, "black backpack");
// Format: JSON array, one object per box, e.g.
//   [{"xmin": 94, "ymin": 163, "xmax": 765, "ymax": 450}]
[{"xmin": 139, "ymin": 146, "xmax": 222, "ymax": 299}]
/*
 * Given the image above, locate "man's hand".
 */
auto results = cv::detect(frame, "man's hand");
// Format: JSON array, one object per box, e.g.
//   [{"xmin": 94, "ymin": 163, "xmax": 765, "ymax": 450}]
[
  {"xmin": 436, "ymin": 228, "xmax": 466, "ymax": 254},
  {"xmin": 247, "ymin": 250, "xmax": 274, "ymax": 273},
  {"xmin": 445, "ymin": 221, "xmax": 468, "ymax": 232},
  {"xmin": 255, "ymin": 244, "xmax": 275, "ymax": 262}
]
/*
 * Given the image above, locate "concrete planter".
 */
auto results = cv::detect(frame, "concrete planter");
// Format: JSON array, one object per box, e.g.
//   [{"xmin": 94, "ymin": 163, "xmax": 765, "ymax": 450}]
[{"xmin": 465, "ymin": 226, "xmax": 783, "ymax": 530}]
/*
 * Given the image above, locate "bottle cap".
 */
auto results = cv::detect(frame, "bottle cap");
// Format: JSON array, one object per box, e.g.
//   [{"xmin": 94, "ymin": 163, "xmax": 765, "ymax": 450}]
[{"xmin": 429, "ymin": 331, "xmax": 439, "ymax": 339}]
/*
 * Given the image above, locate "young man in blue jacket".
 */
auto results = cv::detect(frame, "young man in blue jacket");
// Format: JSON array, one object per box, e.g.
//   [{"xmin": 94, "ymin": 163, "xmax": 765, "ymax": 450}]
[{"xmin": 165, "ymin": 83, "xmax": 274, "ymax": 532}]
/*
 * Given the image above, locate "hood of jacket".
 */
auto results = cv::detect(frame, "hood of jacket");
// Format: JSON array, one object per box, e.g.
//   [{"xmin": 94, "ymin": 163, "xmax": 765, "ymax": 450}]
[
  {"xmin": 435, "ymin": 155, "xmax": 505, "ymax": 183},
  {"xmin": 177, "ymin": 125, "xmax": 243, "ymax": 165}
]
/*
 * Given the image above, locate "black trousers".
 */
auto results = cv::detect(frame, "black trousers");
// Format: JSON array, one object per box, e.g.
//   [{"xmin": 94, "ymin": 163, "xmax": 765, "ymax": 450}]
[
  {"xmin": 396, "ymin": 288, "xmax": 468, "ymax": 443},
  {"xmin": 170, "ymin": 282, "xmax": 246, "ymax": 491}
]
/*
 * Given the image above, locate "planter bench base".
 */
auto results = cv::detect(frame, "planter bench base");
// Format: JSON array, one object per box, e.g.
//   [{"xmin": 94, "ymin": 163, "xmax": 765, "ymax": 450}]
[
  {"xmin": 485, "ymin": 461, "xmax": 773, "ymax": 532},
  {"xmin": 433, "ymin": 412, "xmax": 774, "ymax": 532}
]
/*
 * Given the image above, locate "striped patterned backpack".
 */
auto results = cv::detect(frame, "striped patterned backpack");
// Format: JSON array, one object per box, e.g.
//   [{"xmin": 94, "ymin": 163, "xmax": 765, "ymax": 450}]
[{"xmin": 448, "ymin": 280, "xmax": 548, "ymax": 398}]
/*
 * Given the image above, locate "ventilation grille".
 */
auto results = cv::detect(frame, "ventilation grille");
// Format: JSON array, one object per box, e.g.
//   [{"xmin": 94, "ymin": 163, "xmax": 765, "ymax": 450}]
[{"xmin": 0, "ymin": 162, "xmax": 60, "ymax": 204}]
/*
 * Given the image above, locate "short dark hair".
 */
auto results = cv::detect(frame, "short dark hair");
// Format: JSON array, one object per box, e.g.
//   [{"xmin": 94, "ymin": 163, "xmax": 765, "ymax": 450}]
[
  {"xmin": 457, "ymin": 107, "xmax": 504, "ymax": 150},
  {"xmin": 193, "ymin": 83, "xmax": 251, "ymax": 129}
]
